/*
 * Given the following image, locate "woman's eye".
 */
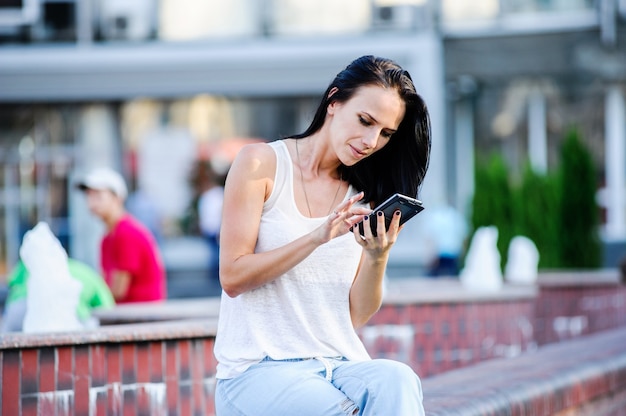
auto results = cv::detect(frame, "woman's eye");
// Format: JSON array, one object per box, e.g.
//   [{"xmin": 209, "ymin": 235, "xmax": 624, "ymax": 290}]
[
  {"xmin": 359, "ymin": 116, "xmax": 371, "ymax": 126},
  {"xmin": 380, "ymin": 129, "xmax": 394, "ymax": 139}
]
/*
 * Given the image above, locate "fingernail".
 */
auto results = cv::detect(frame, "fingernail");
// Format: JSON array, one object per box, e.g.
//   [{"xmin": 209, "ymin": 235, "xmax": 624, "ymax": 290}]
[
  {"xmin": 377, "ymin": 211, "xmax": 383, "ymax": 217},
  {"xmin": 364, "ymin": 216, "xmax": 369, "ymax": 221},
  {"xmin": 395, "ymin": 210, "xmax": 401, "ymax": 216}
]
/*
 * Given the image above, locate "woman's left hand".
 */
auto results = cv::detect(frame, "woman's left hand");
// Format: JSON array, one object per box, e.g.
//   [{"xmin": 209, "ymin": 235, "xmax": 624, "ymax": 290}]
[
  {"xmin": 352, "ymin": 209, "xmax": 402, "ymax": 257},
  {"xmin": 348, "ymin": 208, "xmax": 401, "ymax": 328}
]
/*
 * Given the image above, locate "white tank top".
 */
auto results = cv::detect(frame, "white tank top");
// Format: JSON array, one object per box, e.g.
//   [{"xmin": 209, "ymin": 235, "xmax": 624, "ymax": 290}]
[{"xmin": 214, "ymin": 140, "xmax": 371, "ymax": 379}]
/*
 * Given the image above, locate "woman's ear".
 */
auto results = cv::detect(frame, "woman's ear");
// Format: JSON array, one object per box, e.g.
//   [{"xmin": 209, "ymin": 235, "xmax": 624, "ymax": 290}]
[{"xmin": 327, "ymin": 87, "xmax": 339, "ymax": 115}]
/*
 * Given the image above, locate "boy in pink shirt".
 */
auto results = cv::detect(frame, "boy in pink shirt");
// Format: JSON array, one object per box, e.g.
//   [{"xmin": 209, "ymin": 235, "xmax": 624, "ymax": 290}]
[{"xmin": 77, "ymin": 168, "xmax": 166, "ymax": 303}]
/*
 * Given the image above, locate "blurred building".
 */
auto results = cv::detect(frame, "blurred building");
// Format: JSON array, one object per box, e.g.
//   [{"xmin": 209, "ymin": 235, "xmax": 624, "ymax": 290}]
[{"xmin": 0, "ymin": 0, "xmax": 624, "ymax": 279}]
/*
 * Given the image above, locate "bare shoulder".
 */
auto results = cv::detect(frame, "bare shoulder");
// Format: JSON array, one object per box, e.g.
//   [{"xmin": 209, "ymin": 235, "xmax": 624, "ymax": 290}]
[
  {"xmin": 223, "ymin": 142, "xmax": 277, "ymax": 218},
  {"xmin": 230, "ymin": 142, "xmax": 276, "ymax": 177},
  {"xmin": 226, "ymin": 142, "xmax": 277, "ymax": 203}
]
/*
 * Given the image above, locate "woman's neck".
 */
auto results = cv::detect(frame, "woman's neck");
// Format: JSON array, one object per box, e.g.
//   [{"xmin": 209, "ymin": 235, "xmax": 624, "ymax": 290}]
[{"xmin": 296, "ymin": 136, "xmax": 341, "ymax": 179}]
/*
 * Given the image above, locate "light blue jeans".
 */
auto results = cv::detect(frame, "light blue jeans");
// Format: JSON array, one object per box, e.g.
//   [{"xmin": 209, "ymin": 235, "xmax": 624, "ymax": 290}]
[{"xmin": 215, "ymin": 357, "xmax": 425, "ymax": 415}]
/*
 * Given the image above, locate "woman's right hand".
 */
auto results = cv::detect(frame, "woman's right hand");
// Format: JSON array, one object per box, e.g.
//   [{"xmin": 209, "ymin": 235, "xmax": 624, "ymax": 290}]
[{"xmin": 312, "ymin": 192, "xmax": 371, "ymax": 244}]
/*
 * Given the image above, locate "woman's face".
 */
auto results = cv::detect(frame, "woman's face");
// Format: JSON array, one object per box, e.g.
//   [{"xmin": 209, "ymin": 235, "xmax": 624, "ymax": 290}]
[{"xmin": 327, "ymin": 85, "xmax": 405, "ymax": 166}]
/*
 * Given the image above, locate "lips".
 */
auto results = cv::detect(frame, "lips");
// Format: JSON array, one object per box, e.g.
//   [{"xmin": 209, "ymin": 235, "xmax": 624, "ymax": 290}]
[{"xmin": 349, "ymin": 144, "xmax": 368, "ymax": 159}]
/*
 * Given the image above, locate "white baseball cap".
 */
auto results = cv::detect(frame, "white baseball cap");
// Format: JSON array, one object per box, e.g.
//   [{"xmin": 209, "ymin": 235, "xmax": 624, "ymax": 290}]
[{"xmin": 76, "ymin": 167, "xmax": 128, "ymax": 200}]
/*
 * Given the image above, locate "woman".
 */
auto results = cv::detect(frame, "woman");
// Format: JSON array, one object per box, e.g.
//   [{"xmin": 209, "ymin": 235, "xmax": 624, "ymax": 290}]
[{"xmin": 214, "ymin": 55, "xmax": 431, "ymax": 415}]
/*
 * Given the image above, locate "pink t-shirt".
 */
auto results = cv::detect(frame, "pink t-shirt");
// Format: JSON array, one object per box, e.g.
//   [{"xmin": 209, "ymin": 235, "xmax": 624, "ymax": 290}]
[{"xmin": 101, "ymin": 214, "xmax": 166, "ymax": 303}]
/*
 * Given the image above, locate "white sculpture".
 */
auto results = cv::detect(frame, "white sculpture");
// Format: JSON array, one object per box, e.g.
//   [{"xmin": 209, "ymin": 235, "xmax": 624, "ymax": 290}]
[
  {"xmin": 505, "ymin": 236, "xmax": 540, "ymax": 284},
  {"xmin": 460, "ymin": 226, "xmax": 503, "ymax": 292},
  {"xmin": 20, "ymin": 222, "xmax": 84, "ymax": 333}
]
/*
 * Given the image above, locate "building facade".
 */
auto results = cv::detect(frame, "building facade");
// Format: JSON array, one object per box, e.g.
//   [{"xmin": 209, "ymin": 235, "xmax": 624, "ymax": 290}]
[{"xmin": 0, "ymin": 0, "xmax": 624, "ymax": 276}]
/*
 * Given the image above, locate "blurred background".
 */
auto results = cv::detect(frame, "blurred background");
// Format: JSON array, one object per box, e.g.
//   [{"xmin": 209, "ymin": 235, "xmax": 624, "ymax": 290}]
[{"xmin": 0, "ymin": 0, "xmax": 625, "ymax": 297}]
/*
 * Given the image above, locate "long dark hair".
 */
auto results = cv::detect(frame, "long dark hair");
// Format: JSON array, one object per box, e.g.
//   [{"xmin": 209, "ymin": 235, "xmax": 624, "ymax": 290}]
[{"xmin": 290, "ymin": 55, "xmax": 431, "ymax": 207}]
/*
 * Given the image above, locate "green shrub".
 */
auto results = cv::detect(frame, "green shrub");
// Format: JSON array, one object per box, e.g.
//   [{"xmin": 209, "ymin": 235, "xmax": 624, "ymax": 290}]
[
  {"xmin": 513, "ymin": 163, "xmax": 561, "ymax": 268},
  {"xmin": 557, "ymin": 128, "xmax": 601, "ymax": 268},
  {"xmin": 470, "ymin": 128, "xmax": 601, "ymax": 272},
  {"xmin": 471, "ymin": 153, "xmax": 515, "ymax": 268}
]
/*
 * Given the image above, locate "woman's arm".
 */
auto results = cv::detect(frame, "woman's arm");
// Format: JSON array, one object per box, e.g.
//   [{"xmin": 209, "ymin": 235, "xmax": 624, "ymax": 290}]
[
  {"xmin": 349, "ymin": 211, "xmax": 402, "ymax": 328},
  {"xmin": 219, "ymin": 143, "xmax": 367, "ymax": 297}
]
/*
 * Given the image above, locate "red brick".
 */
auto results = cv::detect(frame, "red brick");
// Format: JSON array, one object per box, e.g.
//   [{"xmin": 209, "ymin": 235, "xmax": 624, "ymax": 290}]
[
  {"xmin": 21, "ymin": 396, "xmax": 38, "ymax": 416},
  {"xmin": 39, "ymin": 347, "xmax": 56, "ymax": 393},
  {"xmin": 204, "ymin": 339, "xmax": 217, "ymax": 379},
  {"xmin": 123, "ymin": 388, "xmax": 137, "ymax": 415},
  {"xmin": 57, "ymin": 347, "xmax": 74, "ymax": 391},
  {"xmin": 93, "ymin": 390, "xmax": 107, "ymax": 416},
  {"xmin": 423, "ymin": 304, "xmax": 436, "ymax": 321},
  {"xmin": 136, "ymin": 342, "xmax": 150, "ymax": 383},
  {"xmin": 106, "ymin": 344, "xmax": 121, "ymax": 384},
  {"xmin": 149, "ymin": 341, "xmax": 164, "ymax": 383},
  {"xmin": 179, "ymin": 340, "xmax": 191, "ymax": 381},
  {"xmin": 167, "ymin": 379, "xmax": 179, "ymax": 415},
  {"xmin": 192, "ymin": 379, "xmax": 205, "ymax": 415},
  {"xmin": 165, "ymin": 341, "xmax": 178, "ymax": 382},
  {"xmin": 121, "ymin": 343, "xmax": 137, "ymax": 384},
  {"xmin": 136, "ymin": 385, "xmax": 152, "ymax": 416},
  {"xmin": 75, "ymin": 346, "xmax": 90, "ymax": 380},
  {"xmin": 190, "ymin": 340, "xmax": 203, "ymax": 384},
  {"xmin": 377, "ymin": 306, "xmax": 396, "ymax": 323},
  {"xmin": 206, "ymin": 389, "xmax": 216, "ymax": 416},
  {"xmin": 190, "ymin": 341, "xmax": 206, "ymax": 414},
  {"xmin": 391, "ymin": 305, "xmax": 405, "ymax": 325},
  {"xmin": 21, "ymin": 348, "xmax": 39, "ymax": 394},
  {"xmin": 180, "ymin": 384, "xmax": 192, "ymax": 416},
  {"xmin": 91, "ymin": 345, "xmax": 106, "ymax": 387},
  {"xmin": 74, "ymin": 378, "xmax": 91, "ymax": 416},
  {"xmin": 0, "ymin": 350, "xmax": 20, "ymax": 415},
  {"xmin": 210, "ymin": 339, "xmax": 217, "ymax": 365},
  {"xmin": 108, "ymin": 383, "xmax": 122, "ymax": 415},
  {"xmin": 403, "ymin": 305, "xmax": 415, "ymax": 324}
]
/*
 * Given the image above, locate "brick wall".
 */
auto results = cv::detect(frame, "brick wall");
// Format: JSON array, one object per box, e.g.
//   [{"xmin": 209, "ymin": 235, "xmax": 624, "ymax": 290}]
[
  {"xmin": 422, "ymin": 326, "xmax": 626, "ymax": 416},
  {"xmin": 361, "ymin": 276, "xmax": 626, "ymax": 378},
  {"xmin": 1, "ymin": 339, "xmax": 217, "ymax": 416},
  {"xmin": 534, "ymin": 284, "xmax": 626, "ymax": 345},
  {"xmin": 361, "ymin": 300, "xmax": 536, "ymax": 377},
  {"xmin": 1, "ymin": 275, "xmax": 625, "ymax": 415},
  {"xmin": 1, "ymin": 320, "xmax": 217, "ymax": 416}
]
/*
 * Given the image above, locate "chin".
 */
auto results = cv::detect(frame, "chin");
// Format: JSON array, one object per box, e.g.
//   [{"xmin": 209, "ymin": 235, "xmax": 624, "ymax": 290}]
[{"xmin": 341, "ymin": 158, "xmax": 358, "ymax": 167}]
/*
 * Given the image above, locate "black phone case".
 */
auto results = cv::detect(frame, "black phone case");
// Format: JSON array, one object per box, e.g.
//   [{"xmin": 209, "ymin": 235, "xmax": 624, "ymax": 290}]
[{"xmin": 356, "ymin": 193, "xmax": 424, "ymax": 237}]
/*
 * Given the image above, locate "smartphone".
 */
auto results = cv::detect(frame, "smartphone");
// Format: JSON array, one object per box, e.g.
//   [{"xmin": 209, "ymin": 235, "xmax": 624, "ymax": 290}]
[{"xmin": 355, "ymin": 193, "xmax": 425, "ymax": 237}]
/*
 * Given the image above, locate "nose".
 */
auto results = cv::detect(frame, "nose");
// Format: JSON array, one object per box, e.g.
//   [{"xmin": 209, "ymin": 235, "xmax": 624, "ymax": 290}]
[{"xmin": 362, "ymin": 130, "xmax": 380, "ymax": 149}]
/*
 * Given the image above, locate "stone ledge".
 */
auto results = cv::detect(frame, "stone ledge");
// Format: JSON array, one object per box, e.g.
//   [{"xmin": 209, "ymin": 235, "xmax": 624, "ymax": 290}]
[
  {"xmin": 0, "ymin": 318, "xmax": 218, "ymax": 350},
  {"xmin": 537, "ymin": 269, "xmax": 622, "ymax": 287},
  {"xmin": 92, "ymin": 297, "xmax": 221, "ymax": 324},
  {"xmin": 94, "ymin": 279, "xmax": 538, "ymax": 324},
  {"xmin": 73, "ymin": 273, "xmax": 626, "ymax": 326},
  {"xmin": 422, "ymin": 326, "xmax": 626, "ymax": 415},
  {"xmin": 383, "ymin": 278, "xmax": 537, "ymax": 304}
]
